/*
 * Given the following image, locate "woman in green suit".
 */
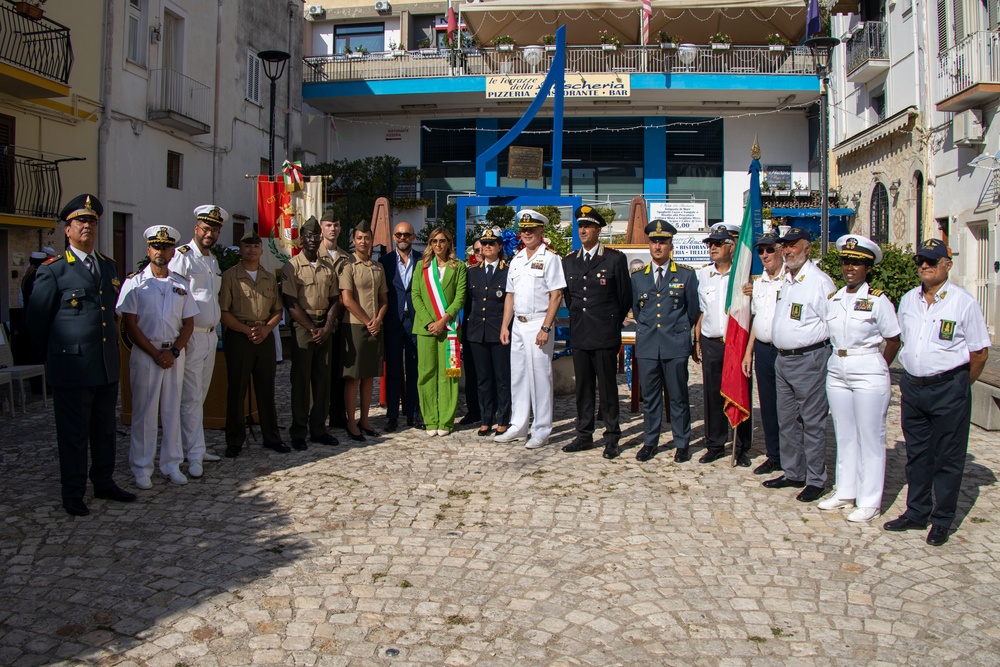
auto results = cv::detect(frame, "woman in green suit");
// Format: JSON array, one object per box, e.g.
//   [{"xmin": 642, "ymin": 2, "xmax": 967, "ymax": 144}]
[{"xmin": 412, "ymin": 227, "xmax": 467, "ymax": 436}]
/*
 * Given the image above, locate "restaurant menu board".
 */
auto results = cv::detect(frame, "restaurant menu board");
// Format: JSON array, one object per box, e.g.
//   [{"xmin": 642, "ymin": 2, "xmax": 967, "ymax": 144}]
[{"xmin": 648, "ymin": 202, "xmax": 706, "ymax": 231}]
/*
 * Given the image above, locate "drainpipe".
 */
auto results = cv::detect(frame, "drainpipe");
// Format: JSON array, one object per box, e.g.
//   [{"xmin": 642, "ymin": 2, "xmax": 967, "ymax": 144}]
[
  {"xmin": 97, "ymin": 0, "xmax": 115, "ymax": 255},
  {"xmin": 212, "ymin": 0, "xmax": 223, "ymax": 201}
]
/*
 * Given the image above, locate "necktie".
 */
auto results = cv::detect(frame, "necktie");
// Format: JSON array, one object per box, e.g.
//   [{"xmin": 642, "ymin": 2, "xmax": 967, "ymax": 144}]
[
  {"xmin": 486, "ymin": 264, "xmax": 494, "ymax": 282},
  {"xmin": 584, "ymin": 251, "xmax": 591, "ymax": 264},
  {"xmin": 85, "ymin": 255, "xmax": 99, "ymax": 285},
  {"xmin": 656, "ymin": 267, "xmax": 663, "ymax": 290}
]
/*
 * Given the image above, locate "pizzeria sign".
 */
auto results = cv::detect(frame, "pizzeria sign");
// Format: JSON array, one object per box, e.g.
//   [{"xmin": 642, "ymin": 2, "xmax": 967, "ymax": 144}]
[{"xmin": 486, "ymin": 74, "xmax": 630, "ymax": 100}]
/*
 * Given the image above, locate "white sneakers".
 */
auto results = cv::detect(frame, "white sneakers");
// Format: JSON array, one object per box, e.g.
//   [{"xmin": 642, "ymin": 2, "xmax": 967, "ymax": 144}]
[
  {"xmin": 427, "ymin": 429, "xmax": 439, "ymax": 438},
  {"xmin": 135, "ymin": 475, "xmax": 152, "ymax": 490},
  {"xmin": 188, "ymin": 462, "xmax": 203, "ymax": 478},
  {"xmin": 437, "ymin": 429, "xmax": 451, "ymax": 436},
  {"xmin": 524, "ymin": 437, "xmax": 549, "ymax": 449},
  {"xmin": 164, "ymin": 471, "xmax": 188, "ymax": 486},
  {"xmin": 817, "ymin": 497, "xmax": 855, "ymax": 511},
  {"xmin": 494, "ymin": 430, "xmax": 524, "ymax": 443},
  {"xmin": 202, "ymin": 452, "xmax": 221, "ymax": 462},
  {"xmin": 847, "ymin": 507, "xmax": 880, "ymax": 523}
]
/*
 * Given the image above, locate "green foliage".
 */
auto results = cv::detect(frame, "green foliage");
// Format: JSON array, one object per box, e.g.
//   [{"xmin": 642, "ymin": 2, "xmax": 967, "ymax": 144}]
[
  {"xmin": 817, "ymin": 243, "xmax": 920, "ymax": 306},
  {"xmin": 211, "ymin": 244, "xmax": 242, "ymax": 272},
  {"xmin": 303, "ymin": 157, "xmax": 430, "ymax": 232},
  {"xmin": 485, "ymin": 205, "xmax": 515, "ymax": 228}
]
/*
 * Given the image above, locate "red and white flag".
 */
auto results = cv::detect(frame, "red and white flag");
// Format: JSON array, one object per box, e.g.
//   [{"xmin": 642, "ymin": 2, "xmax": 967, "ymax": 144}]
[
  {"xmin": 447, "ymin": 1, "xmax": 457, "ymax": 41},
  {"xmin": 720, "ymin": 201, "xmax": 754, "ymax": 427},
  {"xmin": 641, "ymin": 0, "xmax": 652, "ymax": 45}
]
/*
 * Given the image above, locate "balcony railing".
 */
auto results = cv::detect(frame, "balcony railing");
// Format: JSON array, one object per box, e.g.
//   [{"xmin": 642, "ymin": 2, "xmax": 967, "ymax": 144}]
[
  {"xmin": 0, "ymin": 0, "xmax": 73, "ymax": 85},
  {"xmin": 303, "ymin": 44, "xmax": 817, "ymax": 84},
  {"xmin": 845, "ymin": 22, "xmax": 888, "ymax": 75},
  {"xmin": 935, "ymin": 31, "xmax": 1000, "ymax": 104},
  {"xmin": 0, "ymin": 146, "xmax": 62, "ymax": 219},
  {"xmin": 147, "ymin": 68, "xmax": 211, "ymax": 135}
]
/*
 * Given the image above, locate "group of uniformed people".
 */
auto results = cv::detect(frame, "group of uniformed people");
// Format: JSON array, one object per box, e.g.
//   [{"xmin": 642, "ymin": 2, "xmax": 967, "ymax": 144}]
[{"xmin": 30, "ymin": 194, "xmax": 990, "ymax": 547}]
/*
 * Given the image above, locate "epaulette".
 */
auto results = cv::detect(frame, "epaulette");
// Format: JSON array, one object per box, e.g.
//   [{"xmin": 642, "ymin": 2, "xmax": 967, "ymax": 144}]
[
  {"xmin": 870, "ymin": 288, "xmax": 884, "ymax": 297},
  {"xmin": 675, "ymin": 262, "xmax": 693, "ymax": 271},
  {"xmin": 96, "ymin": 252, "xmax": 111, "ymax": 262},
  {"xmin": 126, "ymin": 271, "xmax": 137, "ymax": 279},
  {"xmin": 172, "ymin": 271, "xmax": 189, "ymax": 282},
  {"xmin": 43, "ymin": 255, "xmax": 63, "ymax": 265},
  {"xmin": 177, "ymin": 245, "xmax": 190, "ymax": 254},
  {"xmin": 828, "ymin": 290, "xmax": 838, "ymax": 299},
  {"xmin": 499, "ymin": 260, "xmax": 506, "ymax": 269}
]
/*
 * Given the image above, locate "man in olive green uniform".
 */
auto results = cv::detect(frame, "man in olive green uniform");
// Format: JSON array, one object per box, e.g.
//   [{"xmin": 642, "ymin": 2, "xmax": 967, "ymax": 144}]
[
  {"xmin": 320, "ymin": 209, "xmax": 353, "ymax": 428},
  {"xmin": 219, "ymin": 230, "xmax": 286, "ymax": 457},
  {"xmin": 281, "ymin": 217, "xmax": 340, "ymax": 449}
]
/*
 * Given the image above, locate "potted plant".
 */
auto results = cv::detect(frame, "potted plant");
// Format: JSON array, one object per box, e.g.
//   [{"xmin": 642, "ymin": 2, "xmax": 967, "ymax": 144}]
[
  {"xmin": 13, "ymin": 0, "xmax": 45, "ymax": 20},
  {"xmin": 657, "ymin": 31, "xmax": 681, "ymax": 49},
  {"xmin": 709, "ymin": 32, "xmax": 732, "ymax": 50},
  {"xmin": 541, "ymin": 34, "xmax": 557, "ymax": 52},
  {"xmin": 494, "ymin": 35, "xmax": 516, "ymax": 52},
  {"xmin": 761, "ymin": 178, "xmax": 771, "ymax": 193},
  {"xmin": 419, "ymin": 37, "xmax": 437, "ymax": 55},
  {"xmin": 388, "ymin": 40, "xmax": 406, "ymax": 57},
  {"xmin": 766, "ymin": 33, "xmax": 791, "ymax": 52},
  {"xmin": 793, "ymin": 180, "xmax": 810, "ymax": 197},
  {"xmin": 599, "ymin": 30, "xmax": 621, "ymax": 51}
]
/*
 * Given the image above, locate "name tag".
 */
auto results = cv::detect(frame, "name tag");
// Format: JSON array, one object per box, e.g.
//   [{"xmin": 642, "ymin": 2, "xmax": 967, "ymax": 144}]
[
  {"xmin": 939, "ymin": 319, "xmax": 956, "ymax": 341},
  {"xmin": 790, "ymin": 303, "xmax": 802, "ymax": 320},
  {"xmin": 854, "ymin": 299, "xmax": 873, "ymax": 312}
]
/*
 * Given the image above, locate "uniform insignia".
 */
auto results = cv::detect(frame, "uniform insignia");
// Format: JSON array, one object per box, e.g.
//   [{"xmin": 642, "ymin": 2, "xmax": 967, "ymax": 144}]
[
  {"xmin": 870, "ymin": 288, "xmax": 885, "ymax": 297},
  {"xmin": 111, "ymin": 278, "xmax": 121, "ymax": 288},
  {"xmin": 854, "ymin": 299, "xmax": 873, "ymax": 312},
  {"xmin": 790, "ymin": 303, "xmax": 802, "ymax": 320},
  {"xmin": 43, "ymin": 255, "xmax": 62, "ymax": 265},
  {"xmin": 496, "ymin": 289, "xmax": 503, "ymax": 298},
  {"xmin": 828, "ymin": 291, "xmax": 837, "ymax": 299},
  {"xmin": 126, "ymin": 271, "xmax": 137, "ymax": 278},
  {"xmin": 178, "ymin": 245, "xmax": 190, "ymax": 254},
  {"xmin": 530, "ymin": 259, "xmax": 544, "ymax": 270},
  {"xmin": 939, "ymin": 319, "xmax": 956, "ymax": 341},
  {"xmin": 69, "ymin": 299, "xmax": 78, "ymax": 307},
  {"xmin": 600, "ymin": 279, "xmax": 606, "ymax": 285},
  {"xmin": 64, "ymin": 250, "xmax": 76, "ymax": 264},
  {"xmin": 173, "ymin": 286, "xmax": 187, "ymax": 296}
]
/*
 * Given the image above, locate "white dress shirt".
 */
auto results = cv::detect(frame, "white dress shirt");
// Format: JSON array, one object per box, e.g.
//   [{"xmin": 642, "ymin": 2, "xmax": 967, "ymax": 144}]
[
  {"xmin": 506, "ymin": 245, "xmax": 566, "ymax": 317},
  {"xmin": 826, "ymin": 283, "xmax": 900, "ymax": 353},
  {"xmin": 750, "ymin": 269, "xmax": 783, "ymax": 344},
  {"xmin": 116, "ymin": 266, "xmax": 199, "ymax": 344},
  {"xmin": 897, "ymin": 279, "xmax": 991, "ymax": 376},
  {"xmin": 771, "ymin": 260, "xmax": 836, "ymax": 350},
  {"xmin": 696, "ymin": 263, "xmax": 730, "ymax": 338},
  {"xmin": 168, "ymin": 240, "xmax": 219, "ymax": 329}
]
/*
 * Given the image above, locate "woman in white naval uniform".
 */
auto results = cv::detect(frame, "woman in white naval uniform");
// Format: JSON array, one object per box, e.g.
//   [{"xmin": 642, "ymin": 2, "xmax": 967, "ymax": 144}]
[{"xmin": 818, "ymin": 235, "xmax": 901, "ymax": 522}]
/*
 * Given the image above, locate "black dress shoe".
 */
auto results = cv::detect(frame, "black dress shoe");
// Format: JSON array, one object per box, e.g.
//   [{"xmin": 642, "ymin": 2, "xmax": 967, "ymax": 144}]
[
  {"xmin": 63, "ymin": 499, "xmax": 90, "ymax": 516},
  {"xmin": 753, "ymin": 458, "xmax": 782, "ymax": 475},
  {"xmin": 883, "ymin": 515, "xmax": 927, "ymax": 532},
  {"xmin": 384, "ymin": 418, "xmax": 398, "ymax": 433},
  {"xmin": 458, "ymin": 414, "xmax": 481, "ymax": 425},
  {"xmin": 674, "ymin": 447, "xmax": 691, "ymax": 463},
  {"xmin": 477, "ymin": 426, "xmax": 493, "ymax": 437},
  {"xmin": 926, "ymin": 525, "xmax": 950, "ymax": 546},
  {"xmin": 636, "ymin": 445, "xmax": 657, "ymax": 462},
  {"xmin": 347, "ymin": 429, "xmax": 366, "ymax": 442},
  {"xmin": 263, "ymin": 441, "xmax": 292, "ymax": 453},
  {"xmin": 406, "ymin": 416, "xmax": 415, "ymax": 427},
  {"xmin": 224, "ymin": 445, "xmax": 242, "ymax": 458},
  {"xmin": 734, "ymin": 451, "xmax": 752, "ymax": 468},
  {"xmin": 360, "ymin": 426, "xmax": 379, "ymax": 437},
  {"xmin": 796, "ymin": 485, "xmax": 825, "ymax": 502},
  {"xmin": 311, "ymin": 433, "xmax": 340, "ymax": 446},
  {"xmin": 602, "ymin": 442, "xmax": 619, "ymax": 459},
  {"xmin": 94, "ymin": 485, "xmax": 137, "ymax": 502},
  {"xmin": 562, "ymin": 437, "xmax": 595, "ymax": 453},
  {"xmin": 291, "ymin": 439, "xmax": 308, "ymax": 451},
  {"xmin": 762, "ymin": 475, "xmax": 806, "ymax": 489},
  {"xmin": 699, "ymin": 448, "xmax": 727, "ymax": 464}
]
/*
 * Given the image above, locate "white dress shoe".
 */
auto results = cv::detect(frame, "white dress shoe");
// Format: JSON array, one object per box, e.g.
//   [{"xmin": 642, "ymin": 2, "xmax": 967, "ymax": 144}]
[
  {"xmin": 494, "ymin": 430, "xmax": 524, "ymax": 443},
  {"xmin": 188, "ymin": 462, "xmax": 203, "ymax": 478},
  {"xmin": 437, "ymin": 429, "xmax": 451, "ymax": 436},
  {"xmin": 202, "ymin": 452, "xmax": 221, "ymax": 462},
  {"xmin": 135, "ymin": 475, "xmax": 152, "ymax": 490},
  {"xmin": 818, "ymin": 497, "xmax": 855, "ymax": 511},
  {"xmin": 847, "ymin": 507, "xmax": 880, "ymax": 523},
  {"xmin": 525, "ymin": 437, "xmax": 549, "ymax": 449},
  {"xmin": 164, "ymin": 471, "xmax": 188, "ymax": 486},
  {"xmin": 427, "ymin": 429, "xmax": 439, "ymax": 438}
]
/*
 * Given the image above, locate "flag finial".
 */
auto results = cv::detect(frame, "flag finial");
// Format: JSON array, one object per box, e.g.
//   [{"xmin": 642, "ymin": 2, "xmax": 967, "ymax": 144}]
[{"xmin": 751, "ymin": 135, "xmax": 761, "ymax": 160}]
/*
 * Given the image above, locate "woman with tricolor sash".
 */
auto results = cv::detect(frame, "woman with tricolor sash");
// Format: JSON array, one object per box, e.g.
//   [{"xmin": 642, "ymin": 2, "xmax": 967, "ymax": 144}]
[{"xmin": 412, "ymin": 227, "xmax": 467, "ymax": 436}]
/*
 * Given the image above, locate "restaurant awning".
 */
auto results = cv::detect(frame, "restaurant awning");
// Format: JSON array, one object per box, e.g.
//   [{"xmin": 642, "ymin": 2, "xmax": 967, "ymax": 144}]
[{"xmin": 832, "ymin": 106, "xmax": 918, "ymax": 160}]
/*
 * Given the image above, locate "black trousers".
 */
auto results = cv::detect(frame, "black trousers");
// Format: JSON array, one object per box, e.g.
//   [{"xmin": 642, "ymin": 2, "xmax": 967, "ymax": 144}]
[
  {"xmin": 900, "ymin": 369, "xmax": 972, "ymax": 528},
  {"xmin": 53, "ymin": 382, "xmax": 119, "ymax": 501},
  {"xmin": 385, "ymin": 324, "xmax": 418, "ymax": 421},
  {"xmin": 469, "ymin": 339, "xmax": 511, "ymax": 428},
  {"xmin": 462, "ymin": 332, "xmax": 480, "ymax": 419},
  {"xmin": 328, "ymin": 324, "xmax": 347, "ymax": 426},
  {"xmin": 701, "ymin": 337, "xmax": 752, "ymax": 452},
  {"xmin": 225, "ymin": 329, "xmax": 281, "ymax": 448},
  {"xmin": 572, "ymin": 347, "xmax": 621, "ymax": 440},
  {"xmin": 753, "ymin": 340, "xmax": 781, "ymax": 462},
  {"xmin": 639, "ymin": 356, "xmax": 691, "ymax": 450}
]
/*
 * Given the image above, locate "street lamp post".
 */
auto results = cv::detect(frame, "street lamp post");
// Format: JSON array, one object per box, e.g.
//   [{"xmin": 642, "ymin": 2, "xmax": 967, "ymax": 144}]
[
  {"xmin": 259, "ymin": 49, "xmax": 291, "ymax": 178},
  {"xmin": 805, "ymin": 36, "xmax": 839, "ymax": 257}
]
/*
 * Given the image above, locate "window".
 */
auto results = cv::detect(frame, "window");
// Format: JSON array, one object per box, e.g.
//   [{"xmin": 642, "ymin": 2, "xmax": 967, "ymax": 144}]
[
  {"xmin": 167, "ymin": 151, "xmax": 183, "ymax": 189},
  {"xmin": 126, "ymin": 0, "xmax": 147, "ymax": 66},
  {"xmin": 871, "ymin": 91, "xmax": 886, "ymax": 123},
  {"xmin": 246, "ymin": 51, "xmax": 261, "ymax": 105},
  {"xmin": 334, "ymin": 23, "xmax": 385, "ymax": 54},
  {"xmin": 259, "ymin": 157, "xmax": 270, "ymax": 177},
  {"xmin": 870, "ymin": 182, "xmax": 889, "ymax": 243}
]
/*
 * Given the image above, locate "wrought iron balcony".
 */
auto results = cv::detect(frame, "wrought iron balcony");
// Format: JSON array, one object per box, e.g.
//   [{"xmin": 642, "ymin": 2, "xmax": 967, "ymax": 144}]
[
  {"xmin": 935, "ymin": 31, "xmax": 1000, "ymax": 113},
  {"xmin": 303, "ymin": 44, "xmax": 817, "ymax": 84},
  {"xmin": 147, "ymin": 68, "xmax": 211, "ymax": 135},
  {"xmin": 0, "ymin": 146, "xmax": 62, "ymax": 220},
  {"xmin": 0, "ymin": 0, "xmax": 74, "ymax": 98},
  {"xmin": 845, "ymin": 22, "xmax": 888, "ymax": 83}
]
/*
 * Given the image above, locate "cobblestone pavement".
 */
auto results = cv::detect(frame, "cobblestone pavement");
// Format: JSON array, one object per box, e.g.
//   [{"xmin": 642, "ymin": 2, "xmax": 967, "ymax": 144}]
[{"xmin": 2, "ymin": 361, "xmax": 999, "ymax": 667}]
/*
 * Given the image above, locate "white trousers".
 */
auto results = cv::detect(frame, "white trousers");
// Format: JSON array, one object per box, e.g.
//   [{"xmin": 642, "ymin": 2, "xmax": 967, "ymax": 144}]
[
  {"xmin": 826, "ymin": 353, "xmax": 890, "ymax": 509},
  {"xmin": 130, "ymin": 347, "xmax": 185, "ymax": 478},
  {"xmin": 509, "ymin": 316, "xmax": 556, "ymax": 440},
  {"xmin": 180, "ymin": 330, "xmax": 216, "ymax": 463}
]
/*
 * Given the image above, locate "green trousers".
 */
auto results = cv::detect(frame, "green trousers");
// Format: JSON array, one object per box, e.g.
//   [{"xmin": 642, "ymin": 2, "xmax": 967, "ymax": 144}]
[
  {"xmin": 289, "ymin": 321, "xmax": 333, "ymax": 440},
  {"xmin": 416, "ymin": 334, "xmax": 459, "ymax": 431}
]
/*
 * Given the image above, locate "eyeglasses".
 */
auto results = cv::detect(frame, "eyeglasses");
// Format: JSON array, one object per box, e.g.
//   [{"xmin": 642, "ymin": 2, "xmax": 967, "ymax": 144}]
[
  {"xmin": 429, "ymin": 238, "xmax": 449, "ymax": 245},
  {"xmin": 756, "ymin": 246, "xmax": 776, "ymax": 255},
  {"xmin": 914, "ymin": 256, "xmax": 940, "ymax": 267},
  {"xmin": 394, "ymin": 232, "xmax": 413, "ymax": 239}
]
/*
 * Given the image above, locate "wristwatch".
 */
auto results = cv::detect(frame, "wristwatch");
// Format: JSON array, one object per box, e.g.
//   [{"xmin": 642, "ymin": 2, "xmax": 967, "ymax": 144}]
[
  {"xmin": 540, "ymin": 325, "xmax": 552, "ymax": 333},
  {"xmin": 170, "ymin": 346, "xmax": 181, "ymax": 358}
]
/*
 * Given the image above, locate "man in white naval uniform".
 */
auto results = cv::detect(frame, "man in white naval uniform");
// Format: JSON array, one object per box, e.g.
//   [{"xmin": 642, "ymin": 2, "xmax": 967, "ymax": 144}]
[
  {"xmin": 496, "ymin": 209, "xmax": 567, "ymax": 449},
  {"xmin": 168, "ymin": 205, "xmax": 226, "ymax": 476},
  {"xmin": 117, "ymin": 226, "xmax": 199, "ymax": 489}
]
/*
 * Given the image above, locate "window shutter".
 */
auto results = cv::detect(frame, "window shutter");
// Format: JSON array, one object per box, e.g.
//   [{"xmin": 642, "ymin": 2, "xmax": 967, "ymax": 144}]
[
  {"xmin": 246, "ymin": 51, "xmax": 260, "ymax": 104},
  {"xmin": 937, "ymin": 0, "xmax": 949, "ymax": 52},
  {"xmin": 952, "ymin": 0, "xmax": 966, "ymax": 43},
  {"xmin": 990, "ymin": 0, "xmax": 999, "ymax": 31}
]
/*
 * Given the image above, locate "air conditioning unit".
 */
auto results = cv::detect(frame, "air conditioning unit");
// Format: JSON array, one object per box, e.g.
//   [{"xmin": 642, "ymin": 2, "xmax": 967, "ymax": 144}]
[
  {"xmin": 307, "ymin": 5, "xmax": 325, "ymax": 16},
  {"xmin": 374, "ymin": 0, "xmax": 391, "ymax": 11},
  {"xmin": 954, "ymin": 109, "xmax": 985, "ymax": 147}
]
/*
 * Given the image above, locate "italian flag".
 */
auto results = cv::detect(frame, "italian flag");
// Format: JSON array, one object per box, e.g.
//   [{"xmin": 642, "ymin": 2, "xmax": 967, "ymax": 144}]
[{"xmin": 720, "ymin": 184, "xmax": 757, "ymax": 427}]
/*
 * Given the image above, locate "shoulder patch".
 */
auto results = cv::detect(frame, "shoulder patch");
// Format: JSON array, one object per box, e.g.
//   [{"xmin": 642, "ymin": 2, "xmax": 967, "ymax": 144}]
[
  {"xmin": 177, "ymin": 245, "xmax": 190, "ymax": 254},
  {"xmin": 43, "ymin": 256, "xmax": 63, "ymax": 265},
  {"xmin": 828, "ymin": 291, "xmax": 838, "ymax": 299},
  {"xmin": 171, "ymin": 271, "xmax": 189, "ymax": 282},
  {"xmin": 126, "ymin": 271, "xmax": 137, "ymax": 279},
  {"xmin": 870, "ymin": 288, "xmax": 884, "ymax": 297}
]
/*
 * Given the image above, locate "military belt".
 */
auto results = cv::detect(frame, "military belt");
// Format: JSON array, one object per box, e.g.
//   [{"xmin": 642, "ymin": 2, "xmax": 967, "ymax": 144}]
[
  {"xmin": 240, "ymin": 320, "xmax": 266, "ymax": 326},
  {"xmin": 834, "ymin": 348, "xmax": 878, "ymax": 357},
  {"xmin": 904, "ymin": 364, "xmax": 969, "ymax": 386},
  {"xmin": 777, "ymin": 340, "xmax": 829, "ymax": 357}
]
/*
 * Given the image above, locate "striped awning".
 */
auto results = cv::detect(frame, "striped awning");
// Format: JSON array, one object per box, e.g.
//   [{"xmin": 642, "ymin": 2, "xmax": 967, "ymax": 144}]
[{"xmin": 832, "ymin": 106, "xmax": 919, "ymax": 160}]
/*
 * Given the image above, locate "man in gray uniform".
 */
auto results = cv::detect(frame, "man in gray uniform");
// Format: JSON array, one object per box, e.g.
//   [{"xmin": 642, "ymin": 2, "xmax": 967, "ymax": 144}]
[{"xmin": 631, "ymin": 219, "xmax": 700, "ymax": 462}]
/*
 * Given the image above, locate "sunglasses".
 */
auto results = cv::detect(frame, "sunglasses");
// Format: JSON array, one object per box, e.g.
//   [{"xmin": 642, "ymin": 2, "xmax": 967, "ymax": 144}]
[
  {"xmin": 913, "ymin": 256, "xmax": 940, "ymax": 267},
  {"xmin": 840, "ymin": 258, "xmax": 867, "ymax": 266},
  {"xmin": 429, "ymin": 238, "xmax": 449, "ymax": 245},
  {"xmin": 706, "ymin": 240, "xmax": 727, "ymax": 248},
  {"xmin": 480, "ymin": 240, "xmax": 498, "ymax": 246},
  {"xmin": 149, "ymin": 243, "xmax": 172, "ymax": 250},
  {"xmin": 394, "ymin": 232, "xmax": 413, "ymax": 239},
  {"xmin": 756, "ymin": 246, "xmax": 776, "ymax": 255}
]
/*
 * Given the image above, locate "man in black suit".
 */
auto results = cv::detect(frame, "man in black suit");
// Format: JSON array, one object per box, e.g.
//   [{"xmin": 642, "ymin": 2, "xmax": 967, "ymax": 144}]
[
  {"xmin": 562, "ymin": 206, "xmax": 631, "ymax": 459},
  {"xmin": 378, "ymin": 221, "xmax": 419, "ymax": 431},
  {"xmin": 27, "ymin": 194, "xmax": 137, "ymax": 516}
]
